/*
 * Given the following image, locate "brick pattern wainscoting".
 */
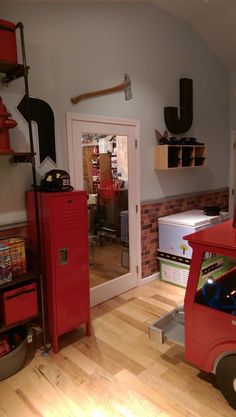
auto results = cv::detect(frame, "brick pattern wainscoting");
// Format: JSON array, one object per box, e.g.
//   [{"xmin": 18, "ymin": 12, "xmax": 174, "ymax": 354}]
[
  {"xmin": 141, "ymin": 188, "xmax": 229, "ymax": 278},
  {"xmin": 0, "ymin": 188, "xmax": 229, "ymax": 281}
]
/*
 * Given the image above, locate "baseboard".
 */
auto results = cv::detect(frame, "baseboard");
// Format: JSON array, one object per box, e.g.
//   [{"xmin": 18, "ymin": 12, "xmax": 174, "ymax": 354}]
[{"xmin": 139, "ymin": 271, "xmax": 160, "ymax": 286}]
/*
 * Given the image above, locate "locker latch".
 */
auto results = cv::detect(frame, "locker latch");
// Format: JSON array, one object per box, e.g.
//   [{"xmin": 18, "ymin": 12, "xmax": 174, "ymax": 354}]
[{"xmin": 58, "ymin": 248, "xmax": 68, "ymax": 265}]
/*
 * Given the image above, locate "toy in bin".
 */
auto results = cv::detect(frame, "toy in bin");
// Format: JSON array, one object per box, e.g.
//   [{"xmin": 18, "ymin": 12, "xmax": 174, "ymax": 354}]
[
  {"xmin": 0, "ymin": 337, "xmax": 11, "ymax": 357},
  {"xmin": 0, "ymin": 327, "xmax": 25, "ymax": 357},
  {"xmin": 0, "ymin": 329, "xmax": 24, "ymax": 357}
]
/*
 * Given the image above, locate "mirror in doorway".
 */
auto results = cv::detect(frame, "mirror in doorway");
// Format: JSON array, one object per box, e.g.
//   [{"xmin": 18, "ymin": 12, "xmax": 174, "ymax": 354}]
[{"xmin": 82, "ymin": 133, "xmax": 129, "ymax": 288}]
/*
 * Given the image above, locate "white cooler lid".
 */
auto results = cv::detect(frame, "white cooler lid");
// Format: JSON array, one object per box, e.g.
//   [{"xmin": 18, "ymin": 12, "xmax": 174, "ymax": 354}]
[{"xmin": 158, "ymin": 209, "xmax": 229, "ymax": 227}]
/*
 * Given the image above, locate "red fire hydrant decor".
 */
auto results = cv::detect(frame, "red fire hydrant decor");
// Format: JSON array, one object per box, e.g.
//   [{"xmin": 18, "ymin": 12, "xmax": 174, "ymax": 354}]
[{"xmin": 0, "ymin": 97, "xmax": 17, "ymax": 154}]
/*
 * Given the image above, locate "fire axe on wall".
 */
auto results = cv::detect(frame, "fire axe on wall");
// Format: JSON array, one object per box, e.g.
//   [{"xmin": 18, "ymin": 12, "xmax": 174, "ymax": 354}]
[{"xmin": 71, "ymin": 73, "xmax": 132, "ymax": 104}]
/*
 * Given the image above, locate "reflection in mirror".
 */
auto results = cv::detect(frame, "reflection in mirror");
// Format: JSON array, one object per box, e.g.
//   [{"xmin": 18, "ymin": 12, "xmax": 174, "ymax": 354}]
[{"xmin": 81, "ymin": 133, "xmax": 129, "ymax": 288}]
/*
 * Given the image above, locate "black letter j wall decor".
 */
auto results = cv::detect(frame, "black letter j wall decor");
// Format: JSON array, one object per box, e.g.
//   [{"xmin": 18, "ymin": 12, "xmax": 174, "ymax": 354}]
[
  {"xmin": 17, "ymin": 94, "xmax": 56, "ymax": 165},
  {"xmin": 164, "ymin": 78, "xmax": 193, "ymax": 134}
]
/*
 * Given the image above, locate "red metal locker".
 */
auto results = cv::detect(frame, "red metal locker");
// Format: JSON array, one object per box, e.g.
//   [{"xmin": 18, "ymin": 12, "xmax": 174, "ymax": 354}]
[{"xmin": 27, "ymin": 190, "xmax": 90, "ymax": 353}]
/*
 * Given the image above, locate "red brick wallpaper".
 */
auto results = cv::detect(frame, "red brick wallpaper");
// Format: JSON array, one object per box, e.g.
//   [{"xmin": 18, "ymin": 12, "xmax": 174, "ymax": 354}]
[
  {"xmin": 141, "ymin": 188, "xmax": 229, "ymax": 278},
  {"xmin": 0, "ymin": 189, "xmax": 229, "ymax": 281}
]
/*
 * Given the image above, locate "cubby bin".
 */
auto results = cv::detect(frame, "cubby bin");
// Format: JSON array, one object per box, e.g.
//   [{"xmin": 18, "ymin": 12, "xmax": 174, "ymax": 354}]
[
  {"xmin": 1, "ymin": 283, "xmax": 38, "ymax": 326},
  {"xmin": 154, "ymin": 144, "xmax": 206, "ymax": 169},
  {"xmin": 168, "ymin": 146, "xmax": 181, "ymax": 167},
  {"xmin": 182, "ymin": 146, "xmax": 194, "ymax": 167},
  {"xmin": 194, "ymin": 146, "xmax": 206, "ymax": 166}
]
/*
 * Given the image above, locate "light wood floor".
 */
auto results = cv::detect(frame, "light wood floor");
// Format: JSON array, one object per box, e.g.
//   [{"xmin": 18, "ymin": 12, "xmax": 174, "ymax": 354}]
[
  {"xmin": 0, "ymin": 279, "xmax": 235, "ymax": 417},
  {"xmin": 89, "ymin": 241, "xmax": 128, "ymax": 288}
]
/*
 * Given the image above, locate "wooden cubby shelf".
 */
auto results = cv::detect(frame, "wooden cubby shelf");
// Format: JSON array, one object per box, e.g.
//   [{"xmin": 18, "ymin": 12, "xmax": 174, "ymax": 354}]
[{"xmin": 153, "ymin": 144, "xmax": 206, "ymax": 170}]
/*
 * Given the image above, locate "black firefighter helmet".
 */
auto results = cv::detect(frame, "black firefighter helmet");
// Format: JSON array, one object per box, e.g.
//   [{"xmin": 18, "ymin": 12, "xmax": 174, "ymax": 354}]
[{"xmin": 40, "ymin": 169, "xmax": 74, "ymax": 192}]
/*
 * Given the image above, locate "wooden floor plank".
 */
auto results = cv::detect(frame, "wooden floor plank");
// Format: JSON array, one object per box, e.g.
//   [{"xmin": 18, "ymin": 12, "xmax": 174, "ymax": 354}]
[
  {"xmin": 115, "ymin": 368, "xmax": 189, "ymax": 417},
  {"xmin": 0, "ymin": 279, "xmax": 235, "ymax": 417},
  {"xmin": 73, "ymin": 335, "xmax": 145, "ymax": 376}
]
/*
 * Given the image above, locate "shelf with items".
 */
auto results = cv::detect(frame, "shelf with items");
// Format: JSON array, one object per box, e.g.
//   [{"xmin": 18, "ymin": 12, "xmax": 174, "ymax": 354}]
[
  {"xmin": 111, "ymin": 155, "xmax": 118, "ymax": 179},
  {"xmin": 0, "ymin": 21, "xmax": 47, "ymax": 352},
  {"xmin": 0, "ymin": 60, "xmax": 29, "ymax": 84},
  {"xmin": 153, "ymin": 144, "xmax": 206, "ymax": 169},
  {"xmin": 82, "ymin": 140, "xmax": 118, "ymax": 193},
  {"xmin": 0, "ymin": 152, "xmax": 35, "ymax": 164},
  {"xmin": 92, "ymin": 153, "xmax": 112, "ymax": 192},
  {"xmin": 0, "ymin": 313, "xmax": 39, "ymax": 335},
  {"xmin": 0, "ymin": 270, "xmax": 38, "ymax": 291}
]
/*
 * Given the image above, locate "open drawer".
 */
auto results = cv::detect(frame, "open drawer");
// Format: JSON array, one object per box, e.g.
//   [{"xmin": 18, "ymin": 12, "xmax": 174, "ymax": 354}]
[{"xmin": 148, "ymin": 305, "xmax": 185, "ymax": 347}]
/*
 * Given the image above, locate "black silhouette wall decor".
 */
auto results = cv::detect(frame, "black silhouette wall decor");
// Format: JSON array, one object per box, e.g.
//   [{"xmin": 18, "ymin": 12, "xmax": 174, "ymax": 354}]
[
  {"xmin": 17, "ymin": 94, "xmax": 56, "ymax": 165},
  {"xmin": 164, "ymin": 78, "xmax": 193, "ymax": 134}
]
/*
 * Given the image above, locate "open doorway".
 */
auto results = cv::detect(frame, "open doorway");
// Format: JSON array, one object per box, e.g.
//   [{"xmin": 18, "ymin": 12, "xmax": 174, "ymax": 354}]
[{"xmin": 67, "ymin": 114, "xmax": 141, "ymax": 306}]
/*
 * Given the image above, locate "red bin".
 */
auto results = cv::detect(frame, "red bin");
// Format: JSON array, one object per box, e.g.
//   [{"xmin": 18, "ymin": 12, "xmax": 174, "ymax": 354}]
[
  {"xmin": 0, "ymin": 19, "xmax": 18, "ymax": 64},
  {"xmin": 1, "ymin": 283, "xmax": 38, "ymax": 326}
]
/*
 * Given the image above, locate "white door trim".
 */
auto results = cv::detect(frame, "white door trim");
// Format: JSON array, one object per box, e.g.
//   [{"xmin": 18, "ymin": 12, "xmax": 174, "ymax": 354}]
[
  {"xmin": 229, "ymin": 131, "xmax": 236, "ymax": 217},
  {"xmin": 66, "ymin": 112, "xmax": 142, "ymax": 306}
]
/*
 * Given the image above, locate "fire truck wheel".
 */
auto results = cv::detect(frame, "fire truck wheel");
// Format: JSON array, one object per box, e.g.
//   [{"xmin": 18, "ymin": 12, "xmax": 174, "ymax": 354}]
[{"xmin": 216, "ymin": 355, "xmax": 236, "ymax": 409}]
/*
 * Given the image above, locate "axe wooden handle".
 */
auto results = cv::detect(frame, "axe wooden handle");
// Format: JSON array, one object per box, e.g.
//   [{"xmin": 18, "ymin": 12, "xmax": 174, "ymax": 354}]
[{"xmin": 71, "ymin": 81, "xmax": 127, "ymax": 104}]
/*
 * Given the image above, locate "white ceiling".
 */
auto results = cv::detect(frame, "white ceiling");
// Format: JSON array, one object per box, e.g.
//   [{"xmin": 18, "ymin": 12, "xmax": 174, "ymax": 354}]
[
  {"xmin": 152, "ymin": 0, "xmax": 236, "ymax": 71},
  {"xmin": 8, "ymin": 0, "xmax": 236, "ymax": 70}
]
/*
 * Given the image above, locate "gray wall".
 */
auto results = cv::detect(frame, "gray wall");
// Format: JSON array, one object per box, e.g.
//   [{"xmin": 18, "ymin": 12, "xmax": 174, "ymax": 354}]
[{"xmin": 0, "ymin": 2, "xmax": 230, "ymax": 222}]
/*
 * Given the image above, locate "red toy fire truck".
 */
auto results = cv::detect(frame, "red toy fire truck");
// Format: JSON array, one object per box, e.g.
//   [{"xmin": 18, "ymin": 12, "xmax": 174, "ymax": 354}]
[{"xmin": 149, "ymin": 219, "xmax": 236, "ymax": 409}]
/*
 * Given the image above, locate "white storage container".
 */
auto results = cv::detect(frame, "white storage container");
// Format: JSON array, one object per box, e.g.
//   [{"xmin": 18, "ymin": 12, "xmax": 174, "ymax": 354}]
[
  {"xmin": 158, "ymin": 209, "xmax": 229, "ymax": 259},
  {"xmin": 158, "ymin": 253, "xmax": 229, "ymax": 288}
]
